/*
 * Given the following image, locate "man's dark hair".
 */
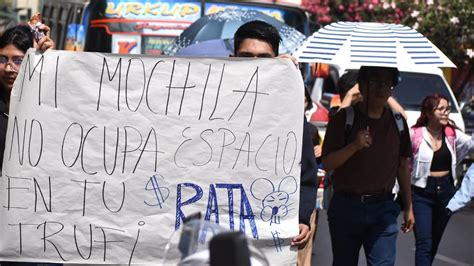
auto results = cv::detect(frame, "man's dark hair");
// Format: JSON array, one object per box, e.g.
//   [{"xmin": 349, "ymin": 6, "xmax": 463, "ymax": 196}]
[
  {"xmin": 234, "ymin": 20, "xmax": 281, "ymax": 56},
  {"xmin": 337, "ymin": 71, "xmax": 358, "ymax": 97},
  {"xmin": 0, "ymin": 25, "xmax": 34, "ymax": 54},
  {"xmin": 358, "ymin": 66, "xmax": 399, "ymax": 87}
]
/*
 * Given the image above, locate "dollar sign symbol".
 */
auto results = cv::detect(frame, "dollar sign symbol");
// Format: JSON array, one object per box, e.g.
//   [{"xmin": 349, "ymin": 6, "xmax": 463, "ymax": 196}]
[{"xmin": 144, "ymin": 174, "xmax": 169, "ymax": 208}]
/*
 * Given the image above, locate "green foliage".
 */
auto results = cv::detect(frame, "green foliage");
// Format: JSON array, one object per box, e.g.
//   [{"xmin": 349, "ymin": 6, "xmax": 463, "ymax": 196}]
[{"xmin": 400, "ymin": 0, "xmax": 473, "ymax": 65}]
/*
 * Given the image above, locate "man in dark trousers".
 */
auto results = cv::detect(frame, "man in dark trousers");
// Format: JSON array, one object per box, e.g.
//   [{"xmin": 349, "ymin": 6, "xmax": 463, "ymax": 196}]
[
  {"xmin": 233, "ymin": 21, "xmax": 318, "ymax": 257},
  {"xmin": 322, "ymin": 66, "xmax": 414, "ymax": 266}
]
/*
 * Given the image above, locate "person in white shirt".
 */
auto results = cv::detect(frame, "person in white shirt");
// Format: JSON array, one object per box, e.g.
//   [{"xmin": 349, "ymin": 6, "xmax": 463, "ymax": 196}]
[
  {"xmin": 447, "ymin": 164, "xmax": 474, "ymax": 213},
  {"xmin": 410, "ymin": 93, "xmax": 474, "ymax": 266}
]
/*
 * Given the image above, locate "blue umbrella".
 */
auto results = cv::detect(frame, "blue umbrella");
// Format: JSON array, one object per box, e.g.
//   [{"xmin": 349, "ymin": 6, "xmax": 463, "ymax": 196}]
[
  {"xmin": 293, "ymin": 22, "xmax": 456, "ymax": 69},
  {"xmin": 176, "ymin": 39, "xmax": 233, "ymax": 57},
  {"xmin": 165, "ymin": 9, "xmax": 305, "ymax": 55}
]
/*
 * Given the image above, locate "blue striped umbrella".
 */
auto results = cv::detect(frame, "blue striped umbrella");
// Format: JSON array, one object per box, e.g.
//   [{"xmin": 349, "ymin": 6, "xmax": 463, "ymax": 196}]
[{"xmin": 293, "ymin": 22, "xmax": 456, "ymax": 68}]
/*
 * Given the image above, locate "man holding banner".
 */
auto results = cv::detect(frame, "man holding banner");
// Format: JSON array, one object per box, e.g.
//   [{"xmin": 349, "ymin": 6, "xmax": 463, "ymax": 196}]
[
  {"xmin": 0, "ymin": 20, "xmax": 314, "ymax": 266},
  {"xmin": 232, "ymin": 21, "xmax": 319, "ymax": 265}
]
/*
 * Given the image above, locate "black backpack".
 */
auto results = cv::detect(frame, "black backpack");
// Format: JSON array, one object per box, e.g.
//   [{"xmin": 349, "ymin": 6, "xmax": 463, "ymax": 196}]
[{"xmin": 343, "ymin": 105, "xmax": 405, "ymax": 144}]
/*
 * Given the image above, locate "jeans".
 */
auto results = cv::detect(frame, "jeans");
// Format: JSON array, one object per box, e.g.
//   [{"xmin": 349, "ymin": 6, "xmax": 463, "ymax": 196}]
[
  {"xmin": 328, "ymin": 193, "xmax": 400, "ymax": 266},
  {"xmin": 412, "ymin": 175, "xmax": 455, "ymax": 266}
]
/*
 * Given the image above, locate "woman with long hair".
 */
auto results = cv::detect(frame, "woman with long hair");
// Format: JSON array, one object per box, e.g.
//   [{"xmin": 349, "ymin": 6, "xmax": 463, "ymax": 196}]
[
  {"xmin": 0, "ymin": 24, "xmax": 54, "ymax": 96},
  {"xmin": 0, "ymin": 24, "xmax": 55, "ymax": 266},
  {"xmin": 410, "ymin": 93, "xmax": 474, "ymax": 265},
  {"xmin": 0, "ymin": 24, "xmax": 54, "ymax": 169}
]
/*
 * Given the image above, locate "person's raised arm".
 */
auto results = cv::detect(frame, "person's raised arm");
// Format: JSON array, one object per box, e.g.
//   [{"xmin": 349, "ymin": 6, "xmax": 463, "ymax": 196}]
[
  {"xmin": 387, "ymin": 96, "xmax": 407, "ymax": 120},
  {"xmin": 339, "ymin": 84, "xmax": 362, "ymax": 110},
  {"xmin": 277, "ymin": 54, "xmax": 298, "ymax": 68},
  {"xmin": 34, "ymin": 24, "xmax": 55, "ymax": 52}
]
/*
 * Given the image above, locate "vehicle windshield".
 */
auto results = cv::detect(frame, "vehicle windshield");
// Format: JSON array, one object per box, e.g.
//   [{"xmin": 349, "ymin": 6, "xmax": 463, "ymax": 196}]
[{"xmin": 393, "ymin": 72, "xmax": 458, "ymax": 112}]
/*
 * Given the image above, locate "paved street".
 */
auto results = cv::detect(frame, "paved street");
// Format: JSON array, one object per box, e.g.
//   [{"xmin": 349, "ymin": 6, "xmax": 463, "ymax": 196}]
[{"xmin": 312, "ymin": 204, "xmax": 474, "ymax": 266}]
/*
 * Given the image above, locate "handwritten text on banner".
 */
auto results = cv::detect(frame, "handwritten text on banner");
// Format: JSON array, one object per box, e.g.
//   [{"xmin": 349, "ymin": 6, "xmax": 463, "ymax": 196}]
[{"xmin": 0, "ymin": 49, "xmax": 304, "ymax": 264}]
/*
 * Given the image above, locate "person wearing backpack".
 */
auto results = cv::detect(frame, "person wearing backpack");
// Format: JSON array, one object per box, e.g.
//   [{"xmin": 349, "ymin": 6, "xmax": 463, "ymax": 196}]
[
  {"xmin": 323, "ymin": 71, "xmax": 407, "ymax": 210},
  {"xmin": 322, "ymin": 66, "xmax": 414, "ymax": 266},
  {"xmin": 410, "ymin": 93, "xmax": 474, "ymax": 266}
]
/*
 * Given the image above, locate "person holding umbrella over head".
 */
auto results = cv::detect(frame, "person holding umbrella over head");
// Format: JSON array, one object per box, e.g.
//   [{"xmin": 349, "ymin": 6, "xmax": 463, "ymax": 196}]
[
  {"xmin": 409, "ymin": 93, "xmax": 474, "ymax": 265},
  {"xmin": 322, "ymin": 66, "xmax": 414, "ymax": 266},
  {"xmin": 329, "ymin": 71, "xmax": 407, "ymax": 119}
]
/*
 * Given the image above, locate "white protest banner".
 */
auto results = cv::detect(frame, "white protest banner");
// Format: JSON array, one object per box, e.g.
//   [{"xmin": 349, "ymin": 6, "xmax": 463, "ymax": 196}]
[{"xmin": 0, "ymin": 49, "xmax": 304, "ymax": 264}]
